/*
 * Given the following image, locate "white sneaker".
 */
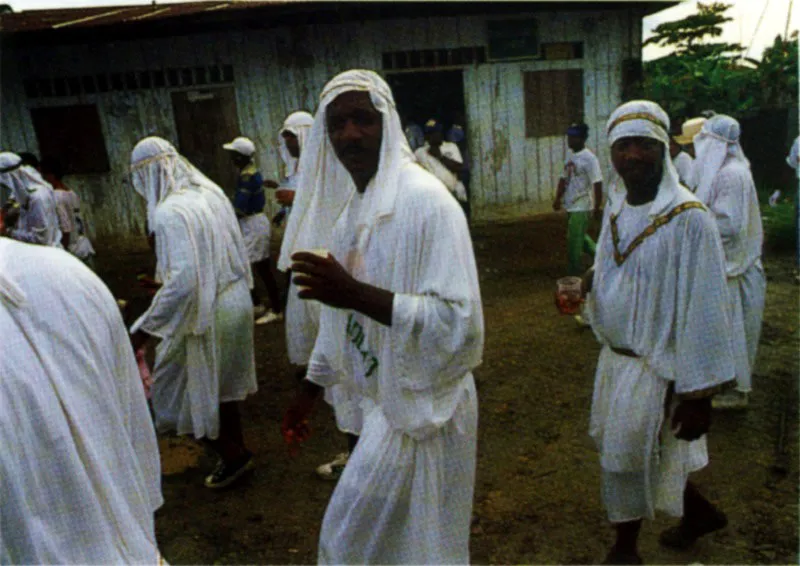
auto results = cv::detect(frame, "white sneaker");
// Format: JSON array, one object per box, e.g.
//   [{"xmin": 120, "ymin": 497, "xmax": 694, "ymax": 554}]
[
  {"xmin": 255, "ymin": 311, "xmax": 284, "ymax": 325},
  {"xmin": 712, "ymin": 390, "xmax": 749, "ymax": 410},
  {"xmin": 253, "ymin": 304, "xmax": 267, "ymax": 318},
  {"xmin": 316, "ymin": 452, "xmax": 349, "ymax": 481}
]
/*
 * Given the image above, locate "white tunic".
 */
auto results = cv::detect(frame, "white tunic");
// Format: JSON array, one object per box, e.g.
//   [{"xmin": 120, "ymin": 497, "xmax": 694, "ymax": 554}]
[
  {"xmin": 561, "ymin": 147, "xmax": 603, "ymax": 212},
  {"xmin": 0, "ymin": 238, "xmax": 162, "ymax": 564},
  {"xmin": 239, "ymin": 212, "xmax": 271, "ymax": 263},
  {"xmin": 586, "ymin": 185, "xmax": 735, "ymax": 520},
  {"xmin": 414, "ymin": 142, "xmax": 468, "ymax": 202},
  {"xmin": 672, "ymin": 151, "xmax": 694, "ymax": 187},
  {"xmin": 11, "ymin": 183, "xmax": 62, "ymax": 247},
  {"xmin": 307, "ymin": 163, "xmax": 483, "ymax": 564},
  {"xmin": 695, "ymin": 159, "xmax": 765, "ymax": 391},
  {"xmin": 132, "ymin": 190, "xmax": 257, "ymax": 439}
]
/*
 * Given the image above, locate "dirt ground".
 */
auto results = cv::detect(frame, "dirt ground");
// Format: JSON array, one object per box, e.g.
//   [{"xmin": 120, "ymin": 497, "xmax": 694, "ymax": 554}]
[{"xmin": 96, "ymin": 214, "xmax": 799, "ymax": 565}]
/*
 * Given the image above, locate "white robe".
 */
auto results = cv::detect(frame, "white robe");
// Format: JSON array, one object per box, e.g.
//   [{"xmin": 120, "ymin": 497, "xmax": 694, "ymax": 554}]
[
  {"xmin": 414, "ymin": 142, "xmax": 468, "ymax": 202},
  {"xmin": 11, "ymin": 182, "xmax": 62, "ymax": 247},
  {"xmin": 0, "ymin": 238, "xmax": 162, "ymax": 564},
  {"xmin": 307, "ymin": 163, "xmax": 483, "ymax": 564},
  {"xmin": 672, "ymin": 151, "xmax": 694, "ymax": 187},
  {"xmin": 132, "ymin": 190, "xmax": 257, "ymax": 439},
  {"xmin": 586, "ymin": 184, "xmax": 735, "ymax": 521},
  {"xmin": 695, "ymin": 159, "xmax": 765, "ymax": 392}
]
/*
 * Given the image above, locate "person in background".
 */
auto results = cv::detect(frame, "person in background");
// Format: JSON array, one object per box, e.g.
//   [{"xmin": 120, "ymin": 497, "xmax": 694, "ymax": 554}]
[
  {"xmin": 692, "ymin": 115, "xmax": 766, "ymax": 411},
  {"xmin": 414, "ymin": 118, "xmax": 468, "ymax": 205},
  {"xmin": 447, "ymin": 121, "xmax": 472, "ymax": 222},
  {"xmin": 585, "ymin": 100, "xmax": 734, "ymax": 565},
  {"xmin": 41, "ymin": 156, "xmax": 96, "ymax": 268},
  {"xmin": 0, "ymin": 235, "xmax": 163, "ymax": 563},
  {"xmin": 130, "ymin": 137, "xmax": 258, "ymax": 490},
  {"xmin": 223, "ymin": 136, "xmax": 284, "ymax": 325},
  {"xmin": 0, "ymin": 152, "xmax": 62, "ymax": 247},
  {"xmin": 672, "ymin": 117, "xmax": 706, "ymax": 160},
  {"xmin": 669, "ymin": 125, "xmax": 694, "ymax": 188},
  {"xmin": 552, "ymin": 123, "xmax": 603, "ymax": 326},
  {"xmin": 403, "ymin": 118, "xmax": 424, "ymax": 152}
]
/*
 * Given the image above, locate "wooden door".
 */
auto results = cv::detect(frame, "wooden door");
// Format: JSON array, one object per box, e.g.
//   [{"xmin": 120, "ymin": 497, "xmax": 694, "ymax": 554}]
[{"xmin": 171, "ymin": 87, "xmax": 240, "ymax": 195}]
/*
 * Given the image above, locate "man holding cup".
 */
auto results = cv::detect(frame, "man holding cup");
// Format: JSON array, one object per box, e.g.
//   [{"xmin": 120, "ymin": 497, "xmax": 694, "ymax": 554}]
[
  {"xmin": 282, "ymin": 70, "xmax": 484, "ymax": 564},
  {"xmin": 582, "ymin": 101, "xmax": 736, "ymax": 564}
]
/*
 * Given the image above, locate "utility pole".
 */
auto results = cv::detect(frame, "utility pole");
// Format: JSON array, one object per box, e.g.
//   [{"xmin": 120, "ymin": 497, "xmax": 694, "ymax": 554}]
[{"xmin": 787, "ymin": 0, "xmax": 794, "ymax": 39}]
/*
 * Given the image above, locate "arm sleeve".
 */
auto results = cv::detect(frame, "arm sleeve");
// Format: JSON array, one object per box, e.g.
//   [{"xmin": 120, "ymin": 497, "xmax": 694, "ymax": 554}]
[
  {"xmin": 442, "ymin": 143, "xmax": 464, "ymax": 164},
  {"xmin": 12, "ymin": 195, "xmax": 53, "ymax": 245},
  {"xmin": 130, "ymin": 209, "xmax": 199, "ymax": 340},
  {"xmin": 55, "ymin": 197, "xmax": 73, "ymax": 233},
  {"xmin": 673, "ymin": 211, "xmax": 736, "ymax": 395}
]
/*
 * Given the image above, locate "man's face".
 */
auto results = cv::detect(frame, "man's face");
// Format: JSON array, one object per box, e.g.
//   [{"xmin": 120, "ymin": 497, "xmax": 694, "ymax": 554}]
[
  {"xmin": 567, "ymin": 134, "xmax": 585, "ymax": 152},
  {"xmin": 426, "ymin": 131, "xmax": 443, "ymax": 147},
  {"xmin": 326, "ymin": 91, "xmax": 383, "ymax": 183},
  {"xmin": 611, "ymin": 136, "xmax": 664, "ymax": 189},
  {"xmin": 685, "ymin": 142, "xmax": 696, "ymax": 159},
  {"xmin": 229, "ymin": 152, "xmax": 249, "ymax": 169},
  {"xmin": 282, "ymin": 131, "xmax": 300, "ymax": 159}
]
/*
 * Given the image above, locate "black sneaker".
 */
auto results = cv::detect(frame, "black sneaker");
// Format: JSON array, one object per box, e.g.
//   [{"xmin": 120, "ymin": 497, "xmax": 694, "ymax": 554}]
[{"xmin": 204, "ymin": 452, "xmax": 255, "ymax": 489}]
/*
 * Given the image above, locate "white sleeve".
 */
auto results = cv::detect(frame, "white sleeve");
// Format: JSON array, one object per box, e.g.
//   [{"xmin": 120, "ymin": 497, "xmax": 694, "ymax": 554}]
[
  {"xmin": 788, "ymin": 139, "xmax": 799, "ymax": 170},
  {"xmin": 442, "ymin": 142, "xmax": 463, "ymax": 164}
]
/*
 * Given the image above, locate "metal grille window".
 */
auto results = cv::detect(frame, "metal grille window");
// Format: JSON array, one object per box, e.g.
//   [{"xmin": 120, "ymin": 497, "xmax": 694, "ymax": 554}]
[
  {"xmin": 22, "ymin": 64, "xmax": 235, "ymax": 100},
  {"xmin": 382, "ymin": 47, "xmax": 486, "ymax": 71}
]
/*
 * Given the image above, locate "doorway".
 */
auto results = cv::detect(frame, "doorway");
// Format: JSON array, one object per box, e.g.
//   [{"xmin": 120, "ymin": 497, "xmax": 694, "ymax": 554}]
[
  {"xmin": 171, "ymin": 87, "xmax": 240, "ymax": 195},
  {"xmin": 386, "ymin": 70, "xmax": 467, "ymax": 138}
]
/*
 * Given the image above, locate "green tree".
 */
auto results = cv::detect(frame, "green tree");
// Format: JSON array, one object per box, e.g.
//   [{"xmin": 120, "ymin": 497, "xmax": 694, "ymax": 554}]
[{"xmin": 644, "ymin": 2, "xmax": 742, "ymax": 58}]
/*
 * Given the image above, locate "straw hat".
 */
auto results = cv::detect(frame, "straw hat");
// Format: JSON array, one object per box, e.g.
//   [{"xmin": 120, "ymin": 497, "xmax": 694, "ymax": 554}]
[{"xmin": 673, "ymin": 117, "xmax": 706, "ymax": 145}]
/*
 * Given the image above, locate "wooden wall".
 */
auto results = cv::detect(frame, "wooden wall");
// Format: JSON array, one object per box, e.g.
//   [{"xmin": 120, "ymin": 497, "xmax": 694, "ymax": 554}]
[{"xmin": 0, "ymin": 8, "xmax": 641, "ymax": 239}]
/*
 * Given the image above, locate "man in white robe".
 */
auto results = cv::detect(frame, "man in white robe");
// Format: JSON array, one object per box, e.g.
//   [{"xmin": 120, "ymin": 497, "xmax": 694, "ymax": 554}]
[
  {"xmin": 692, "ymin": 115, "xmax": 766, "ymax": 410},
  {"xmin": 129, "ymin": 137, "xmax": 258, "ymax": 489},
  {"xmin": 0, "ymin": 236, "xmax": 163, "ymax": 564},
  {"xmin": 283, "ymin": 70, "xmax": 484, "ymax": 565},
  {"xmin": 669, "ymin": 127, "xmax": 694, "ymax": 187},
  {"xmin": 414, "ymin": 118, "xmax": 469, "ymax": 203},
  {"xmin": 0, "ymin": 152, "xmax": 62, "ymax": 247},
  {"xmin": 585, "ymin": 101, "xmax": 736, "ymax": 564},
  {"xmin": 274, "ymin": 110, "xmax": 362, "ymax": 480}
]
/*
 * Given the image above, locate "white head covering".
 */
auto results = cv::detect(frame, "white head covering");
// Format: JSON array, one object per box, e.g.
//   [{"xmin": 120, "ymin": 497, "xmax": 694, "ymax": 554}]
[
  {"xmin": 278, "ymin": 111, "xmax": 315, "ymax": 177},
  {"xmin": 692, "ymin": 114, "xmax": 749, "ymax": 200},
  {"xmin": 606, "ymin": 100, "xmax": 684, "ymax": 215},
  {"xmin": 277, "ymin": 69, "xmax": 415, "ymax": 271},
  {"xmin": 0, "ymin": 152, "xmax": 49, "ymax": 207}
]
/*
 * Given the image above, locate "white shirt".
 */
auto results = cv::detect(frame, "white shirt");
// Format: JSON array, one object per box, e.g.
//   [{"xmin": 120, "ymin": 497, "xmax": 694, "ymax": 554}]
[
  {"xmin": 672, "ymin": 151, "xmax": 694, "ymax": 187},
  {"xmin": 562, "ymin": 148, "xmax": 603, "ymax": 212}
]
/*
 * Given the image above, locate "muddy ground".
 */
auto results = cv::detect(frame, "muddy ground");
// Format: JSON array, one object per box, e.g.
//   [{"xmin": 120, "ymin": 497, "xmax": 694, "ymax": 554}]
[{"xmin": 96, "ymin": 214, "xmax": 799, "ymax": 565}]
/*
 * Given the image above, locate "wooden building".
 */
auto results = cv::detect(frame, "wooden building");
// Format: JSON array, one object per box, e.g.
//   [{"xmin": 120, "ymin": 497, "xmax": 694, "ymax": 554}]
[{"xmin": 0, "ymin": 1, "xmax": 675, "ymax": 240}]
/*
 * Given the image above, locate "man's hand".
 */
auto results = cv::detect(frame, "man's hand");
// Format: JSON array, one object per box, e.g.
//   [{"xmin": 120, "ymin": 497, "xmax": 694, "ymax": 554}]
[
  {"xmin": 428, "ymin": 144, "xmax": 442, "ymax": 159},
  {"xmin": 581, "ymin": 267, "xmax": 595, "ymax": 296},
  {"xmin": 593, "ymin": 207, "xmax": 603, "ymax": 222},
  {"xmin": 282, "ymin": 380, "xmax": 323, "ymax": 455},
  {"xmin": 263, "ymin": 179, "xmax": 280, "ymax": 189},
  {"xmin": 552, "ymin": 199, "xmax": 562, "ymax": 212},
  {"xmin": 291, "ymin": 251, "xmax": 360, "ymax": 310},
  {"xmin": 671, "ymin": 397, "xmax": 712, "ymax": 441}
]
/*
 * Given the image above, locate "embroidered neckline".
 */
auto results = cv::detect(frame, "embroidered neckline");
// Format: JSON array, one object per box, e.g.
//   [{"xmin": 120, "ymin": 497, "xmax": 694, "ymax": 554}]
[{"xmin": 609, "ymin": 201, "xmax": 705, "ymax": 266}]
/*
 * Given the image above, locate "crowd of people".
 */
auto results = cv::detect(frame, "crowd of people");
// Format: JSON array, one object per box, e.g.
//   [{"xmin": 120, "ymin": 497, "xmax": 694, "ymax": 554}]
[{"xmin": 0, "ymin": 66, "xmax": 796, "ymax": 565}]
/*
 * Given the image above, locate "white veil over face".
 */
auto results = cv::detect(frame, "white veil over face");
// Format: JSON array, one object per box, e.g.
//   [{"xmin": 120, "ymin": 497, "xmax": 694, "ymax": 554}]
[
  {"xmin": 277, "ymin": 69, "xmax": 414, "ymax": 271},
  {"xmin": 278, "ymin": 111, "xmax": 315, "ymax": 177},
  {"xmin": 0, "ymin": 152, "xmax": 50, "ymax": 208}
]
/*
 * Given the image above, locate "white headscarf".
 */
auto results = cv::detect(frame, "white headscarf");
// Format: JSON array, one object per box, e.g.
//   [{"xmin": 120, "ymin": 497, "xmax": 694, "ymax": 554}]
[
  {"xmin": 278, "ymin": 111, "xmax": 315, "ymax": 177},
  {"xmin": 277, "ymin": 69, "xmax": 415, "ymax": 271},
  {"xmin": 692, "ymin": 114, "xmax": 749, "ymax": 201},
  {"xmin": 130, "ymin": 137, "xmax": 251, "ymax": 334},
  {"xmin": 0, "ymin": 152, "xmax": 49, "ymax": 208},
  {"xmin": 606, "ymin": 100, "xmax": 684, "ymax": 215}
]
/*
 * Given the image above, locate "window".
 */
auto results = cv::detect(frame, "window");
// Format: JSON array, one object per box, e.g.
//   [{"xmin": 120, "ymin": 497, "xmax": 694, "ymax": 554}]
[
  {"xmin": 524, "ymin": 70, "xmax": 584, "ymax": 138},
  {"xmin": 487, "ymin": 19, "xmax": 538, "ymax": 61},
  {"xmin": 30, "ymin": 105, "xmax": 110, "ymax": 174},
  {"xmin": 383, "ymin": 47, "xmax": 486, "ymax": 71}
]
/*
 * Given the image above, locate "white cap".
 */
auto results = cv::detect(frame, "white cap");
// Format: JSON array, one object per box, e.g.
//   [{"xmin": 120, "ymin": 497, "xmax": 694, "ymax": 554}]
[{"xmin": 222, "ymin": 136, "xmax": 256, "ymax": 157}]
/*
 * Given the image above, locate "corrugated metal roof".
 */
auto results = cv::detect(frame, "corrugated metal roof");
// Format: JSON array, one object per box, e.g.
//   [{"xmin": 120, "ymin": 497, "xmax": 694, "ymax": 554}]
[{"xmin": 0, "ymin": 1, "xmax": 278, "ymax": 33}]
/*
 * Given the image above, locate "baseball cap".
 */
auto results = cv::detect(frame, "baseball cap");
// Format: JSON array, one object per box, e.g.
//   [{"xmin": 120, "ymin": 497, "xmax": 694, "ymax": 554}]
[{"xmin": 222, "ymin": 137, "xmax": 256, "ymax": 157}]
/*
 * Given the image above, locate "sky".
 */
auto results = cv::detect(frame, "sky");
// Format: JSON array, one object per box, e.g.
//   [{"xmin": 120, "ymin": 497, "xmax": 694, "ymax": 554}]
[{"xmin": 5, "ymin": 0, "xmax": 799, "ymax": 61}]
